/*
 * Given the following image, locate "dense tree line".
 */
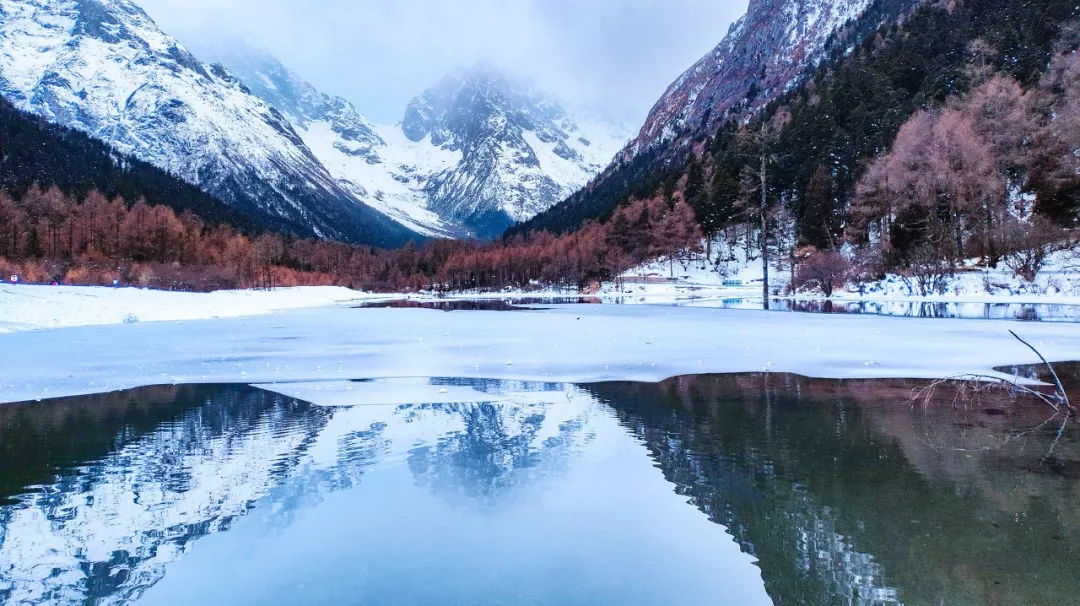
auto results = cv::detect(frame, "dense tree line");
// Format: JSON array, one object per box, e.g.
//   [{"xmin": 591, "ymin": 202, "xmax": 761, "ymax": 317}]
[
  {"xmin": 851, "ymin": 53, "xmax": 1080, "ymax": 266},
  {"xmin": 0, "ymin": 97, "xmax": 261, "ymax": 235},
  {"xmin": 0, "ymin": 187, "xmax": 701, "ymax": 292}
]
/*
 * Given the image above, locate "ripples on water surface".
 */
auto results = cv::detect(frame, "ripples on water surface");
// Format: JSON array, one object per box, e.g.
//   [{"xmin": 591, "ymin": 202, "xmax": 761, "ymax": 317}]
[{"xmin": 0, "ymin": 370, "xmax": 1078, "ymax": 605}]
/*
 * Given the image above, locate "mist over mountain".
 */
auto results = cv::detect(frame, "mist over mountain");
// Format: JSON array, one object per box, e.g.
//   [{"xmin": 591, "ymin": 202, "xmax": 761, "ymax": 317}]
[{"xmin": 190, "ymin": 39, "xmax": 630, "ymax": 239}]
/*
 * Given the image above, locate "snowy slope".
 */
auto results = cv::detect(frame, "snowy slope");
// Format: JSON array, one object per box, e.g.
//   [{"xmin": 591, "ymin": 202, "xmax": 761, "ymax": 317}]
[
  {"xmin": 191, "ymin": 41, "xmax": 630, "ymax": 239},
  {"xmin": 185, "ymin": 38, "xmax": 458, "ymax": 238},
  {"xmin": 0, "ymin": 0, "xmax": 411, "ymax": 246},
  {"xmin": 0, "ymin": 283, "xmax": 380, "ymax": 333}
]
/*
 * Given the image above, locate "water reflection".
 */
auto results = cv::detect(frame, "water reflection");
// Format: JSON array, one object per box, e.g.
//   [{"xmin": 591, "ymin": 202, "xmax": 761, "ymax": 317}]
[
  {"xmin": 357, "ymin": 297, "xmax": 598, "ymax": 311},
  {"xmin": 359, "ymin": 296, "xmax": 1080, "ymax": 322},
  {"xmin": 0, "ymin": 386, "xmax": 333, "ymax": 604},
  {"xmin": 0, "ymin": 375, "xmax": 1077, "ymax": 604},
  {"xmin": 0, "ymin": 383, "xmax": 612, "ymax": 604},
  {"xmin": 689, "ymin": 297, "xmax": 1080, "ymax": 323},
  {"xmin": 589, "ymin": 375, "xmax": 1080, "ymax": 606},
  {"xmin": 407, "ymin": 402, "xmax": 590, "ymax": 507}
]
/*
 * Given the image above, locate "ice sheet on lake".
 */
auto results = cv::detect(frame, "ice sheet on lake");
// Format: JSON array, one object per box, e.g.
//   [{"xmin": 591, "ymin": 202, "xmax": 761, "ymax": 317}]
[{"xmin": 2, "ymin": 304, "xmax": 1079, "ymax": 404}]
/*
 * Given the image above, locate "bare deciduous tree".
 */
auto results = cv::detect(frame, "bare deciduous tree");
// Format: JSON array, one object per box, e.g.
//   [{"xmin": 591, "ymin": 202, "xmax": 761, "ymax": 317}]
[
  {"xmin": 905, "ymin": 243, "xmax": 953, "ymax": 296},
  {"xmin": 1000, "ymin": 216, "xmax": 1071, "ymax": 282},
  {"xmin": 793, "ymin": 248, "xmax": 851, "ymax": 297}
]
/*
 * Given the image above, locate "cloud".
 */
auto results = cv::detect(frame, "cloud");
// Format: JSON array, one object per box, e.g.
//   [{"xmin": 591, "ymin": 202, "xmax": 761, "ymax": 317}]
[{"xmin": 137, "ymin": 0, "xmax": 748, "ymax": 125}]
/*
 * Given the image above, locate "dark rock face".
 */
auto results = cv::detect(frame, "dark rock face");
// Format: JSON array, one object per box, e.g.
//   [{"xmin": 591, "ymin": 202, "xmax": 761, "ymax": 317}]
[
  {"xmin": 631, "ymin": 0, "xmax": 921, "ymax": 154},
  {"xmin": 75, "ymin": 0, "xmax": 125, "ymax": 44}
]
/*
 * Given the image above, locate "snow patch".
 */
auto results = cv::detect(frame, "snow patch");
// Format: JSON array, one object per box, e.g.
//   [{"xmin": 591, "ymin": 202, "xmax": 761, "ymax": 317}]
[{"xmin": 0, "ymin": 284, "xmax": 378, "ymax": 333}]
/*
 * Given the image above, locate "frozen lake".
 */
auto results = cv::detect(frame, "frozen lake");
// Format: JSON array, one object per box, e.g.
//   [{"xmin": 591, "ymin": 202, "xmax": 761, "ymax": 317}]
[
  {"xmin": 0, "ymin": 373, "xmax": 1077, "ymax": 604},
  {"xmin": 4, "ymin": 303, "xmax": 1080, "ymax": 405}
]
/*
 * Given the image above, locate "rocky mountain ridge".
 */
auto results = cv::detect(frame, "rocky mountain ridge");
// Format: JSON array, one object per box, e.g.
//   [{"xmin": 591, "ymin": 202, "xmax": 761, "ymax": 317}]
[
  {"xmin": 630, "ymin": 0, "xmax": 922, "ymax": 154},
  {"xmin": 402, "ymin": 65, "xmax": 627, "ymax": 237}
]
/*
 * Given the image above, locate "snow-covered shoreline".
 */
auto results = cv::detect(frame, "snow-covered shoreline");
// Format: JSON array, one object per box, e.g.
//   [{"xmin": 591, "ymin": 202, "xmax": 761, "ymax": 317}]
[
  {"xmin": 0, "ymin": 284, "xmax": 389, "ymax": 333},
  {"xmin": 601, "ymin": 248, "xmax": 1080, "ymax": 306}
]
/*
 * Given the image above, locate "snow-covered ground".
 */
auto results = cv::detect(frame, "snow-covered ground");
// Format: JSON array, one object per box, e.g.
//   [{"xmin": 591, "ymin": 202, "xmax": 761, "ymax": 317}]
[
  {"xmin": 2, "ymin": 297, "xmax": 1079, "ymax": 405},
  {"xmin": 0, "ymin": 284, "xmax": 382, "ymax": 333},
  {"xmin": 602, "ymin": 246, "xmax": 1080, "ymax": 306}
]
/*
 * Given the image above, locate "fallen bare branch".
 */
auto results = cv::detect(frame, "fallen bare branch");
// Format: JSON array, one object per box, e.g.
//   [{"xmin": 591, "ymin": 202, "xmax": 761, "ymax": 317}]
[
  {"xmin": 909, "ymin": 373, "xmax": 1063, "ymax": 414},
  {"xmin": 1010, "ymin": 330, "xmax": 1073, "ymax": 414}
]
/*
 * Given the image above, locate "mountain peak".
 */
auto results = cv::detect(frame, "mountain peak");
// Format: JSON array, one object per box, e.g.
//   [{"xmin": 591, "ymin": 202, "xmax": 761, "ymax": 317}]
[
  {"xmin": 395, "ymin": 64, "xmax": 628, "ymax": 236},
  {"xmin": 402, "ymin": 63, "xmax": 569, "ymax": 147},
  {"xmin": 403, "ymin": 63, "xmax": 520, "ymax": 145}
]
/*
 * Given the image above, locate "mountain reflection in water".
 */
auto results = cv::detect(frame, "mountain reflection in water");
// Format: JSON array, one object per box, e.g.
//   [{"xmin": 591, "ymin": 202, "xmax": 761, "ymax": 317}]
[{"xmin": 0, "ymin": 372, "xmax": 1076, "ymax": 605}]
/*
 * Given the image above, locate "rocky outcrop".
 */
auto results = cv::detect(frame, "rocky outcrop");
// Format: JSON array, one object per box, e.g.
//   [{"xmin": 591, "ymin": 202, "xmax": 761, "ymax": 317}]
[{"xmin": 632, "ymin": 0, "xmax": 890, "ymax": 154}]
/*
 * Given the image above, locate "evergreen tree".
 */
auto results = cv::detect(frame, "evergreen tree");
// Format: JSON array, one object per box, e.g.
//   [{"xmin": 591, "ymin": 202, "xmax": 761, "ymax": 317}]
[{"xmin": 801, "ymin": 165, "xmax": 837, "ymax": 249}]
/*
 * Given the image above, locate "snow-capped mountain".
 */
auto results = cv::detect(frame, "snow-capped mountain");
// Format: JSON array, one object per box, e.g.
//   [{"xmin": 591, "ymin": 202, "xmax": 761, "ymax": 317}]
[
  {"xmin": 186, "ymin": 38, "xmax": 457, "ymax": 238},
  {"xmin": 0, "ymin": 0, "xmax": 626, "ymax": 241},
  {"xmin": 0, "ymin": 0, "xmax": 413, "ymax": 246},
  {"xmin": 192, "ymin": 40, "xmax": 630, "ymax": 239},
  {"xmin": 631, "ymin": 0, "xmax": 921, "ymax": 154},
  {"xmin": 402, "ymin": 66, "xmax": 629, "ymax": 238}
]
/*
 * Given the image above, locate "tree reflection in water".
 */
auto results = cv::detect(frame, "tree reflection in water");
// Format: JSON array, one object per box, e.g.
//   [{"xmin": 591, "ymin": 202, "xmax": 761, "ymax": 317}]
[{"xmin": 589, "ymin": 373, "xmax": 1080, "ymax": 606}]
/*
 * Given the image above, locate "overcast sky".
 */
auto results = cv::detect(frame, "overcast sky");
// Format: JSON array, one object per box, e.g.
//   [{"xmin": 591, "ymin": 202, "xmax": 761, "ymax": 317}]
[{"xmin": 138, "ymin": 0, "xmax": 748, "ymax": 126}]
